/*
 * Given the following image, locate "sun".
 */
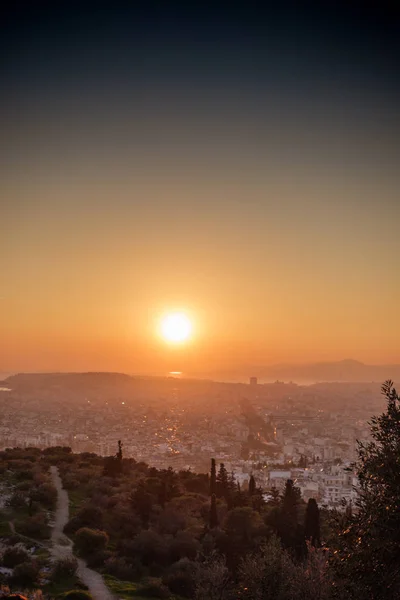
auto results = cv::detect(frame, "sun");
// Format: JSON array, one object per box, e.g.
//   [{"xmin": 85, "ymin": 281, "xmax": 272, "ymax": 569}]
[{"xmin": 160, "ymin": 312, "xmax": 192, "ymax": 343}]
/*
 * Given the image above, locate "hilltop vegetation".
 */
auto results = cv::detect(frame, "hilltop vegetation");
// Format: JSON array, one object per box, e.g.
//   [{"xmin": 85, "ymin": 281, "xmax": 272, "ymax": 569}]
[{"xmin": 1, "ymin": 381, "xmax": 400, "ymax": 599}]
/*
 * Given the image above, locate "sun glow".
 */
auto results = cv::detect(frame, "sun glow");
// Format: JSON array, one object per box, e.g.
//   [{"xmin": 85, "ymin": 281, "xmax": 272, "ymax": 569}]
[{"xmin": 160, "ymin": 312, "xmax": 192, "ymax": 343}]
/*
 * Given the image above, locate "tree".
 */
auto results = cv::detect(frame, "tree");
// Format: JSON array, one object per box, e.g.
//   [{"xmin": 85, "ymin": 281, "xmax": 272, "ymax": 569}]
[
  {"xmin": 103, "ymin": 440, "xmax": 123, "ymax": 477},
  {"xmin": 117, "ymin": 440, "xmax": 123, "ymax": 461},
  {"xmin": 210, "ymin": 493, "xmax": 218, "ymax": 529},
  {"xmin": 216, "ymin": 464, "xmax": 229, "ymax": 500},
  {"xmin": 248, "ymin": 475, "xmax": 256, "ymax": 497},
  {"xmin": 237, "ymin": 535, "xmax": 292, "ymax": 600},
  {"xmin": 331, "ymin": 381, "xmax": 400, "ymax": 598},
  {"xmin": 274, "ymin": 479, "xmax": 305, "ymax": 557},
  {"xmin": 268, "ymin": 486, "xmax": 281, "ymax": 506},
  {"xmin": 194, "ymin": 551, "xmax": 232, "ymax": 600},
  {"xmin": 210, "ymin": 459, "xmax": 216, "ymax": 496},
  {"xmin": 163, "ymin": 558, "xmax": 197, "ymax": 598},
  {"xmin": 130, "ymin": 482, "xmax": 153, "ymax": 528},
  {"xmin": 305, "ymin": 498, "xmax": 321, "ymax": 547}
]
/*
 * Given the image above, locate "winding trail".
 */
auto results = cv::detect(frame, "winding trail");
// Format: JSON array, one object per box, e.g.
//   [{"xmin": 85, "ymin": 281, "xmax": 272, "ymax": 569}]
[{"xmin": 50, "ymin": 466, "xmax": 116, "ymax": 600}]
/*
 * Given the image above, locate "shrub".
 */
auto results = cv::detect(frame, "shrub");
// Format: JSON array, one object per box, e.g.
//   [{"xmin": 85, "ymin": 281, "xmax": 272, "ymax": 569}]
[
  {"xmin": 162, "ymin": 559, "xmax": 197, "ymax": 598},
  {"xmin": 169, "ymin": 531, "xmax": 199, "ymax": 562},
  {"xmin": 74, "ymin": 528, "xmax": 108, "ymax": 558},
  {"xmin": 64, "ymin": 505, "xmax": 103, "ymax": 535},
  {"xmin": 10, "ymin": 561, "xmax": 40, "ymax": 587},
  {"xmin": 85, "ymin": 549, "xmax": 112, "ymax": 569},
  {"xmin": 62, "ymin": 592, "xmax": 92, "ymax": 600},
  {"xmin": 15, "ymin": 514, "xmax": 50, "ymax": 540},
  {"xmin": 6, "ymin": 492, "xmax": 26, "ymax": 509},
  {"xmin": 104, "ymin": 556, "xmax": 147, "ymax": 582},
  {"xmin": 1, "ymin": 547, "xmax": 29, "ymax": 568},
  {"xmin": 51, "ymin": 557, "xmax": 78, "ymax": 579},
  {"xmin": 30, "ymin": 483, "xmax": 58, "ymax": 510},
  {"xmin": 128, "ymin": 531, "xmax": 168, "ymax": 567}
]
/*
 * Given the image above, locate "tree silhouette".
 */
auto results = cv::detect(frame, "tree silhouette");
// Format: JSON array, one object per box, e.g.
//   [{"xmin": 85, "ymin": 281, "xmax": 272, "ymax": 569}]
[
  {"xmin": 210, "ymin": 493, "xmax": 218, "ymax": 529},
  {"xmin": 210, "ymin": 458, "xmax": 216, "ymax": 496},
  {"xmin": 248, "ymin": 475, "xmax": 256, "ymax": 497},
  {"xmin": 332, "ymin": 381, "xmax": 400, "ymax": 598},
  {"xmin": 304, "ymin": 498, "xmax": 320, "ymax": 547},
  {"xmin": 217, "ymin": 463, "xmax": 229, "ymax": 499},
  {"xmin": 117, "ymin": 440, "xmax": 123, "ymax": 461}
]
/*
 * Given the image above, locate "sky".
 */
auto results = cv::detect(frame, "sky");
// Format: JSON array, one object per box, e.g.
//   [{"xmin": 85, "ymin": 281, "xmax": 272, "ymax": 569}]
[{"xmin": 1, "ymin": 2, "xmax": 400, "ymax": 376}]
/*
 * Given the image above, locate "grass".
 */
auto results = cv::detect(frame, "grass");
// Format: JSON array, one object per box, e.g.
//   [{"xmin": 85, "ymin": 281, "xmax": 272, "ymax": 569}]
[
  {"xmin": 103, "ymin": 574, "xmax": 142, "ymax": 598},
  {"xmin": 103, "ymin": 574, "xmax": 184, "ymax": 600},
  {"xmin": 43, "ymin": 574, "xmax": 88, "ymax": 598}
]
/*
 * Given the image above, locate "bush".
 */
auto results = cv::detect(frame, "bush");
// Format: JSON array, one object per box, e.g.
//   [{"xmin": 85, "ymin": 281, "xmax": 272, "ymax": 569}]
[
  {"xmin": 15, "ymin": 513, "xmax": 50, "ymax": 540},
  {"xmin": 128, "ymin": 531, "xmax": 168, "ymax": 567},
  {"xmin": 104, "ymin": 556, "xmax": 147, "ymax": 582},
  {"xmin": 169, "ymin": 531, "xmax": 199, "ymax": 562},
  {"xmin": 162, "ymin": 558, "xmax": 197, "ymax": 598},
  {"xmin": 51, "ymin": 557, "xmax": 78, "ymax": 579},
  {"xmin": 85, "ymin": 549, "xmax": 112, "ymax": 569},
  {"xmin": 136, "ymin": 579, "xmax": 169, "ymax": 598},
  {"xmin": 62, "ymin": 592, "xmax": 92, "ymax": 600},
  {"xmin": 1, "ymin": 547, "xmax": 29, "ymax": 568},
  {"xmin": 74, "ymin": 528, "xmax": 108, "ymax": 558},
  {"xmin": 6, "ymin": 492, "xmax": 26, "ymax": 509},
  {"xmin": 30, "ymin": 483, "xmax": 58, "ymax": 509},
  {"xmin": 64, "ymin": 505, "xmax": 103, "ymax": 535},
  {"xmin": 10, "ymin": 561, "xmax": 40, "ymax": 587}
]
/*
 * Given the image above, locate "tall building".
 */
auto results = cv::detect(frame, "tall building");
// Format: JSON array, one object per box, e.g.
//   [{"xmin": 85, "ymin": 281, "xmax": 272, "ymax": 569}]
[{"xmin": 249, "ymin": 376, "xmax": 258, "ymax": 386}]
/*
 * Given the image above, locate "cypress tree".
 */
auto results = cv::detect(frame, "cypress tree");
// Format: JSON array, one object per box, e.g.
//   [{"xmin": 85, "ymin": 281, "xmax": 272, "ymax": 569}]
[
  {"xmin": 248, "ymin": 474, "xmax": 256, "ymax": 496},
  {"xmin": 210, "ymin": 493, "xmax": 218, "ymax": 529},
  {"xmin": 217, "ymin": 463, "xmax": 229, "ymax": 499},
  {"xmin": 304, "ymin": 498, "xmax": 320, "ymax": 547},
  {"xmin": 210, "ymin": 458, "xmax": 216, "ymax": 496}
]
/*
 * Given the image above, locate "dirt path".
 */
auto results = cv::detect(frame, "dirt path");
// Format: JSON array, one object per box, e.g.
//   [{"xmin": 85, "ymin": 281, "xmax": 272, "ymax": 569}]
[{"xmin": 50, "ymin": 466, "xmax": 116, "ymax": 600}]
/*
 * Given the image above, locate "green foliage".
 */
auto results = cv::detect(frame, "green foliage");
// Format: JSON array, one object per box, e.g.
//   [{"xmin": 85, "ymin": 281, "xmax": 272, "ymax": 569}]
[
  {"xmin": 65, "ymin": 504, "xmax": 103, "ymax": 535},
  {"xmin": 29, "ymin": 482, "xmax": 58, "ymax": 510},
  {"xmin": 14, "ymin": 513, "xmax": 50, "ymax": 540},
  {"xmin": 10, "ymin": 561, "xmax": 40, "ymax": 587},
  {"xmin": 216, "ymin": 464, "xmax": 228, "ymax": 500},
  {"xmin": 1, "ymin": 547, "xmax": 29, "ymax": 568},
  {"xmin": 130, "ymin": 483, "xmax": 153, "ymax": 529},
  {"xmin": 103, "ymin": 575, "xmax": 168, "ymax": 599},
  {"xmin": 209, "ymin": 494, "xmax": 218, "ymax": 529},
  {"xmin": 51, "ymin": 557, "xmax": 78, "ymax": 580},
  {"xmin": 105, "ymin": 556, "xmax": 148, "ymax": 582},
  {"xmin": 331, "ymin": 380, "xmax": 400, "ymax": 598},
  {"xmin": 193, "ymin": 551, "xmax": 231, "ymax": 600},
  {"xmin": 74, "ymin": 527, "xmax": 109, "ymax": 558},
  {"xmin": 6, "ymin": 492, "xmax": 27, "ymax": 509},
  {"xmin": 210, "ymin": 459, "xmax": 216, "ymax": 496},
  {"xmin": 162, "ymin": 558, "xmax": 196, "ymax": 597},
  {"xmin": 61, "ymin": 591, "xmax": 93, "ymax": 599},
  {"xmin": 304, "ymin": 498, "xmax": 321, "ymax": 547}
]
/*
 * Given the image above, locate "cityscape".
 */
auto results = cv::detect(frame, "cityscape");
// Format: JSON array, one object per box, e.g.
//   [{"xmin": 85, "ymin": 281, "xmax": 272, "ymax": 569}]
[{"xmin": 0, "ymin": 372, "xmax": 386, "ymax": 511}]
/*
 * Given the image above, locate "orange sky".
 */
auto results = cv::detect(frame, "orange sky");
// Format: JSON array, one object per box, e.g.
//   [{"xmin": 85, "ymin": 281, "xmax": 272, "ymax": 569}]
[
  {"xmin": 1, "ymin": 4, "xmax": 400, "ymax": 375},
  {"xmin": 2, "ymin": 173, "xmax": 399, "ymax": 375}
]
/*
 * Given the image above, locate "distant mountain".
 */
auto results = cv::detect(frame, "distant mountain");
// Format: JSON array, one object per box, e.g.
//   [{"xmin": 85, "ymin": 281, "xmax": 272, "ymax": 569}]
[
  {"xmin": 251, "ymin": 359, "xmax": 400, "ymax": 384},
  {"xmin": 1, "ymin": 362, "xmax": 399, "ymax": 388}
]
